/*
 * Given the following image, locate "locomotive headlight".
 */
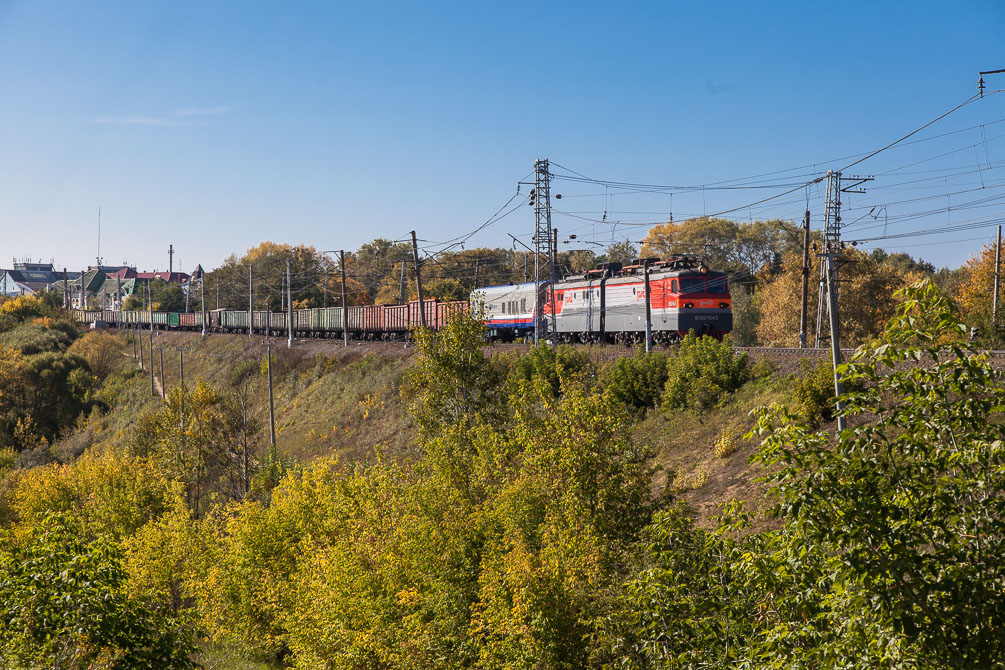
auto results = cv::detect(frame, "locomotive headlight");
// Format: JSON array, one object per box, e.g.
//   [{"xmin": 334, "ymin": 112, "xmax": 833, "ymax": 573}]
[
  {"xmin": 699, "ymin": 265, "xmax": 708, "ymax": 274},
  {"xmin": 684, "ymin": 302, "xmax": 694, "ymax": 309},
  {"xmin": 719, "ymin": 302, "xmax": 728, "ymax": 309}
]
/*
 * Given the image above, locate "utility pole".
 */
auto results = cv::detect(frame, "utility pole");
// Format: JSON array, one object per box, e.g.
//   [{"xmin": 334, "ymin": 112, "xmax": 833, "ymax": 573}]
[
  {"xmin": 532, "ymin": 158, "xmax": 553, "ymax": 347},
  {"xmin": 148, "ymin": 283, "xmax": 155, "ymax": 397},
  {"xmin": 399, "ymin": 261, "xmax": 406, "ymax": 304},
  {"xmin": 994, "ymin": 226, "xmax": 1002, "ymax": 342},
  {"xmin": 799, "ymin": 209, "xmax": 811, "ymax": 348},
  {"xmin": 287, "ymin": 259, "xmax": 294, "ymax": 348},
  {"xmin": 116, "ymin": 276, "xmax": 122, "ymax": 311},
  {"xmin": 410, "ymin": 231, "xmax": 426, "ymax": 328},
  {"xmin": 340, "ymin": 250, "xmax": 350, "ymax": 346},
  {"xmin": 133, "ymin": 327, "xmax": 139, "ymax": 366},
  {"xmin": 79, "ymin": 269, "xmax": 85, "ymax": 309},
  {"xmin": 215, "ymin": 276, "xmax": 220, "ymax": 310},
  {"xmin": 149, "ymin": 335, "xmax": 156, "ymax": 396},
  {"xmin": 159, "ymin": 348, "xmax": 166, "ymax": 399},
  {"xmin": 248, "ymin": 266, "xmax": 254, "ymax": 338},
  {"xmin": 63, "ymin": 268, "xmax": 68, "ymax": 310},
  {"xmin": 179, "ymin": 349, "xmax": 186, "ymax": 500},
  {"xmin": 201, "ymin": 273, "xmax": 207, "ymax": 337},
  {"xmin": 644, "ymin": 261, "xmax": 653, "ymax": 352},
  {"xmin": 473, "ymin": 258, "xmax": 481, "ymax": 289},
  {"xmin": 266, "ymin": 342, "xmax": 276, "ymax": 452}
]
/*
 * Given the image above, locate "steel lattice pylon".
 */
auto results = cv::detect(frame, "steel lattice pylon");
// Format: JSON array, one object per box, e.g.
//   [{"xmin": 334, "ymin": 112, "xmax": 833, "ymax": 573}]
[{"xmin": 533, "ymin": 158, "xmax": 555, "ymax": 347}]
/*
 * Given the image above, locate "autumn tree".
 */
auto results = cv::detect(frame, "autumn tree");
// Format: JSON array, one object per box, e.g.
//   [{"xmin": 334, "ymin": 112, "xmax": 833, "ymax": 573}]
[
  {"xmin": 954, "ymin": 242, "xmax": 997, "ymax": 337},
  {"xmin": 755, "ymin": 247, "xmax": 925, "ymax": 347},
  {"xmin": 641, "ymin": 216, "xmax": 803, "ymax": 278},
  {"xmin": 352, "ymin": 238, "xmax": 414, "ymax": 301},
  {"xmin": 602, "ymin": 240, "xmax": 638, "ymax": 266},
  {"xmin": 207, "ymin": 241, "xmax": 334, "ymax": 311},
  {"xmin": 565, "ymin": 249, "xmax": 597, "ymax": 273},
  {"xmin": 139, "ymin": 381, "xmax": 249, "ymax": 515}
]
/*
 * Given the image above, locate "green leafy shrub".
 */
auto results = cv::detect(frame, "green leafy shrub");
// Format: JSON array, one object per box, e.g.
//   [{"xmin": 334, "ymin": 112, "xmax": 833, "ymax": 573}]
[
  {"xmin": 792, "ymin": 359, "xmax": 843, "ymax": 427},
  {"xmin": 0, "ymin": 320, "xmax": 77, "ymax": 355},
  {"xmin": 509, "ymin": 344, "xmax": 593, "ymax": 396},
  {"xmin": 748, "ymin": 357, "xmax": 778, "ymax": 380},
  {"xmin": 663, "ymin": 333, "xmax": 748, "ymax": 411},
  {"xmin": 601, "ymin": 346, "xmax": 669, "ymax": 413},
  {"xmin": 0, "ymin": 514, "xmax": 197, "ymax": 669}
]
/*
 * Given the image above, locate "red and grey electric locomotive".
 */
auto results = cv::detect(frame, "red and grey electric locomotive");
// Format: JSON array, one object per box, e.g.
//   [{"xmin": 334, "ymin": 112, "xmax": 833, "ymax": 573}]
[{"xmin": 475, "ymin": 255, "xmax": 732, "ymax": 344}]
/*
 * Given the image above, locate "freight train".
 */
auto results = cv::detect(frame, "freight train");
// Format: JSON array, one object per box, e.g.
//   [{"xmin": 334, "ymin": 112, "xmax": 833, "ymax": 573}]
[{"xmin": 72, "ymin": 255, "xmax": 732, "ymax": 344}]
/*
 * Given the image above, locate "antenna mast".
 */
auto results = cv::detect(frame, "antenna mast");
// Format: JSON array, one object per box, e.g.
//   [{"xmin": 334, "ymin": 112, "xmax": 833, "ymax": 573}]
[{"xmin": 96, "ymin": 207, "xmax": 102, "ymax": 266}]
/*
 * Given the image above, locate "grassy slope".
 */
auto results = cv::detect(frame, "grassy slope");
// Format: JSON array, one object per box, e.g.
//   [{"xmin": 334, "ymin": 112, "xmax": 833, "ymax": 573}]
[
  {"xmin": 47, "ymin": 331, "xmax": 808, "ymax": 669},
  {"xmin": 85, "ymin": 331, "xmax": 418, "ymax": 466},
  {"xmin": 65, "ymin": 332, "xmax": 803, "ymax": 525}
]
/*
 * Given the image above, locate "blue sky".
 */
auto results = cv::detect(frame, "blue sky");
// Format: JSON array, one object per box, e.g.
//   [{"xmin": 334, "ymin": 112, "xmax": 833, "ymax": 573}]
[{"xmin": 1, "ymin": 1, "xmax": 1003, "ymax": 272}]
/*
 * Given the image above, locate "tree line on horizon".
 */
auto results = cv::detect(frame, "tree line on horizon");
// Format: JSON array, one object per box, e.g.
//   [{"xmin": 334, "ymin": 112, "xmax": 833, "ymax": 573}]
[{"xmin": 190, "ymin": 216, "xmax": 997, "ymax": 348}]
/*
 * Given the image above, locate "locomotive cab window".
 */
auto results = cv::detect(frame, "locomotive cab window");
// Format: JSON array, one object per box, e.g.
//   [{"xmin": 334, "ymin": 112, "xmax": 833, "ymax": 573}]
[
  {"xmin": 705, "ymin": 276, "xmax": 729, "ymax": 294},
  {"xmin": 678, "ymin": 277, "xmax": 705, "ymax": 294}
]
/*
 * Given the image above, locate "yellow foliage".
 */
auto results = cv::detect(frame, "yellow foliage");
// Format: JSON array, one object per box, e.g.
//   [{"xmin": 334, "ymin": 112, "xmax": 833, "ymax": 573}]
[
  {"xmin": 0, "ymin": 294, "xmax": 45, "ymax": 319},
  {"xmin": 954, "ymin": 243, "xmax": 996, "ymax": 321},
  {"xmin": 68, "ymin": 331, "xmax": 124, "ymax": 380},
  {"xmin": 713, "ymin": 428, "xmax": 739, "ymax": 458},
  {"xmin": 756, "ymin": 249, "xmax": 914, "ymax": 347},
  {"xmin": 670, "ymin": 467, "xmax": 709, "ymax": 493},
  {"xmin": 12, "ymin": 445, "xmax": 174, "ymax": 541}
]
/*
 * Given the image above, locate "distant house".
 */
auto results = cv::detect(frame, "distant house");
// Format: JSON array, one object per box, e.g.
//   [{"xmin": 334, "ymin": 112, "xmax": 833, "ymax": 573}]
[
  {"xmin": 136, "ymin": 271, "xmax": 190, "ymax": 284},
  {"xmin": 0, "ymin": 262, "xmax": 80, "ymax": 296}
]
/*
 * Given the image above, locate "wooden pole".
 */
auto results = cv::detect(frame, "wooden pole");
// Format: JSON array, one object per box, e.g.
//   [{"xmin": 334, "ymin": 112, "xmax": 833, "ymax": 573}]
[
  {"xmin": 410, "ymin": 231, "xmax": 426, "ymax": 329},
  {"xmin": 340, "ymin": 250, "xmax": 349, "ymax": 347},
  {"xmin": 994, "ymin": 225, "xmax": 1001, "ymax": 346},
  {"xmin": 248, "ymin": 266, "xmax": 253, "ymax": 338},
  {"xmin": 159, "ymin": 348, "xmax": 165, "ymax": 399},
  {"xmin": 266, "ymin": 342, "xmax": 276, "ymax": 451},
  {"xmin": 799, "ymin": 209, "xmax": 811, "ymax": 348},
  {"xmin": 287, "ymin": 259, "xmax": 294, "ymax": 348},
  {"xmin": 644, "ymin": 262, "xmax": 652, "ymax": 352},
  {"xmin": 201, "ymin": 273, "xmax": 207, "ymax": 337}
]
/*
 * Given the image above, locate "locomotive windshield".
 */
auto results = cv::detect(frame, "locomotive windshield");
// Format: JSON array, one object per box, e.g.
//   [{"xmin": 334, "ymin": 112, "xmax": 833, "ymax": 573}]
[
  {"xmin": 677, "ymin": 276, "xmax": 707, "ymax": 294},
  {"xmin": 677, "ymin": 275, "xmax": 729, "ymax": 294},
  {"xmin": 705, "ymin": 276, "xmax": 729, "ymax": 294}
]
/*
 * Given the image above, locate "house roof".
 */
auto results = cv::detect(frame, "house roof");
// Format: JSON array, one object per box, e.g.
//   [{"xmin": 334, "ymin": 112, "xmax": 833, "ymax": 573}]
[
  {"xmin": 136, "ymin": 271, "xmax": 189, "ymax": 283},
  {"xmin": 1, "ymin": 268, "xmax": 80, "ymax": 294}
]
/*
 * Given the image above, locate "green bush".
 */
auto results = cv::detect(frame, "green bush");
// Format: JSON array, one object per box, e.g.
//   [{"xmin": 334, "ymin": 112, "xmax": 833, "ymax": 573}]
[
  {"xmin": 663, "ymin": 333, "xmax": 748, "ymax": 411},
  {"xmin": 748, "ymin": 357, "xmax": 778, "ymax": 380},
  {"xmin": 792, "ymin": 359, "xmax": 857, "ymax": 427},
  {"xmin": 0, "ymin": 320, "xmax": 77, "ymax": 355},
  {"xmin": 0, "ymin": 514, "xmax": 197, "ymax": 669},
  {"xmin": 508, "ymin": 344, "xmax": 593, "ymax": 396},
  {"xmin": 602, "ymin": 346, "xmax": 669, "ymax": 413}
]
